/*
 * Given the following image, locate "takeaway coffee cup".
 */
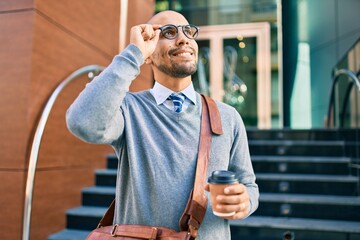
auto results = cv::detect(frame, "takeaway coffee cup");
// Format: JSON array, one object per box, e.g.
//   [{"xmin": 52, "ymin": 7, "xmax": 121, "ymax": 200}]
[{"xmin": 208, "ymin": 170, "xmax": 239, "ymax": 217}]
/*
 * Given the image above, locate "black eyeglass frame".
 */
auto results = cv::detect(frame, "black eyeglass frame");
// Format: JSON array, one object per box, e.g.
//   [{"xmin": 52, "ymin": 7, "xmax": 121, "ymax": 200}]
[{"xmin": 158, "ymin": 24, "xmax": 200, "ymax": 40}]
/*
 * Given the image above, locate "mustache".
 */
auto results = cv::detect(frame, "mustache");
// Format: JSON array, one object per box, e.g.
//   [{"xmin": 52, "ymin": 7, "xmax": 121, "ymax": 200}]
[{"xmin": 168, "ymin": 46, "xmax": 196, "ymax": 55}]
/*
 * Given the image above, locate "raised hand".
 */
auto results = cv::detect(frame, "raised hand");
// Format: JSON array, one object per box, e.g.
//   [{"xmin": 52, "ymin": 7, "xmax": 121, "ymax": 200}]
[{"xmin": 130, "ymin": 24, "xmax": 161, "ymax": 60}]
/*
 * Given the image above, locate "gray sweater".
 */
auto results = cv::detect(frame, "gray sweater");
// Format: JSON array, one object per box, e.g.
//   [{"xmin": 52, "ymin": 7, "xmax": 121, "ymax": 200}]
[{"xmin": 66, "ymin": 44, "xmax": 259, "ymax": 240}]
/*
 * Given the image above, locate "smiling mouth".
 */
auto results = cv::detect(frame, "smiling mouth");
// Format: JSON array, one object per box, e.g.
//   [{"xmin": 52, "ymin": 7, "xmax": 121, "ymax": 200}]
[
  {"xmin": 170, "ymin": 47, "xmax": 195, "ymax": 58},
  {"xmin": 173, "ymin": 52, "xmax": 193, "ymax": 57}
]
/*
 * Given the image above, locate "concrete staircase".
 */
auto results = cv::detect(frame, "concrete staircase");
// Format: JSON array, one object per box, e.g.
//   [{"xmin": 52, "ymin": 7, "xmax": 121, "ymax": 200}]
[
  {"xmin": 49, "ymin": 129, "xmax": 360, "ymax": 240},
  {"xmin": 231, "ymin": 129, "xmax": 360, "ymax": 240}
]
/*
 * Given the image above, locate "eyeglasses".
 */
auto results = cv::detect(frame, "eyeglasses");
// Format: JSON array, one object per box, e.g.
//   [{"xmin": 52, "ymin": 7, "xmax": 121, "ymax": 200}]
[{"xmin": 159, "ymin": 24, "xmax": 200, "ymax": 40}]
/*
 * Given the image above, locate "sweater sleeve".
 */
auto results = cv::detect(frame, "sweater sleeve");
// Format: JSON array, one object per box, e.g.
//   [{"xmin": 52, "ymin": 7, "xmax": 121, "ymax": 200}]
[
  {"xmin": 228, "ymin": 108, "xmax": 259, "ymax": 217},
  {"xmin": 66, "ymin": 44, "xmax": 144, "ymax": 145}
]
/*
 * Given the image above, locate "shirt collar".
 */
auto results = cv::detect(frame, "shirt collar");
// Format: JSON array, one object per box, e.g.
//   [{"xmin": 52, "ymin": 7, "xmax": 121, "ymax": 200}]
[{"xmin": 151, "ymin": 81, "xmax": 197, "ymax": 105}]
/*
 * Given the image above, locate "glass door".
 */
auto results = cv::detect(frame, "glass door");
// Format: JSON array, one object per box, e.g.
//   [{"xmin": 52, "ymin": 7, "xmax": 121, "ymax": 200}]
[{"xmin": 193, "ymin": 23, "xmax": 271, "ymax": 128}]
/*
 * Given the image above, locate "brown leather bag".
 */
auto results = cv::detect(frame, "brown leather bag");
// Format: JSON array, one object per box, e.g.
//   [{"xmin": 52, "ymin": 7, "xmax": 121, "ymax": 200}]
[{"xmin": 86, "ymin": 95, "xmax": 223, "ymax": 240}]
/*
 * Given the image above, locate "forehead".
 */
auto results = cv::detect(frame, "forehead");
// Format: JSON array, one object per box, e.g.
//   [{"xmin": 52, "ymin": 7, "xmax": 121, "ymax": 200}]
[{"xmin": 148, "ymin": 11, "xmax": 189, "ymax": 26}]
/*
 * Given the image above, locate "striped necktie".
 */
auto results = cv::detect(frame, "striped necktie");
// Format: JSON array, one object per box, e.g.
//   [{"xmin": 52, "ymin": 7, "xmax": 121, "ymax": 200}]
[{"xmin": 168, "ymin": 93, "xmax": 185, "ymax": 113}]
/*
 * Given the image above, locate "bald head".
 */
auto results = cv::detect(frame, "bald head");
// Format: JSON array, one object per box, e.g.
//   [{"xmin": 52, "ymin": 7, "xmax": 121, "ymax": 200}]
[{"xmin": 147, "ymin": 10, "xmax": 189, "ymax": 26}]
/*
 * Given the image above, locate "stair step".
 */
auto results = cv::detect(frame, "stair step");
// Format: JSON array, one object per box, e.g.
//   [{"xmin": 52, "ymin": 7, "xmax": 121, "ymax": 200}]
[
  {"xmin": 107, "ymin": 154, "xmax": 118, "ymax": 169},
  {"xmin": 256, "ymin": 173, "xmax": 358, "ymax": 195},
  {"xmin": 95, "ymin": 169, "xmax": 117, "ymax": 186},
  {"xmin": 67, "ymin": 206, "xmax": 106, "ymax": 217},
  {"xmin": 252, "ymin": 155, "xmax": 350, "ymax": 174},
  {"xmin": 249, "ymin": 140, "xmax": 345, "ymax": 156},
  {"xmin": 66, "ymin": 206, "xmax": 106, "ymax": 230},
  {"xmin": 250, "ymin": 140, "xmax": 345, "ymax": 146},
  {"xmin": 246, "ymin": 128, "xmax": 358, "ymax": 141},
  {"xmin": 252, "ymin": 155, "xmax": 351, "ymax": 163},
  {"xmin": 232, "ymin": 216, "xmax": 360, "ymax": 233},
  {"xmin": 48, "ymin": 229, "xmax": 90, "ymax": 240},
  {"xmin": 256, "ymin": 193, "xmax": 360, "ymax": 221},
  {"xmin": 247, "ymin": 128, "xmax": 337, "ymax": 141},
  {"xmin": 82, "ymin": 186, "xmax": 115, "ymax": 207},
  {"xmin": 257, "ymin": 173, "xmax": 357, "ymax": 182},
  {"xmin": 260, "ymin": 193, "xmax": 360, "ymax": 205},
  {"xmin": 49, "ymin": 128, "xmax": 360, "ymax": 240},
  {"xmin": 230, "ymin": 216, "xmax": 360, "ymax": 240}
]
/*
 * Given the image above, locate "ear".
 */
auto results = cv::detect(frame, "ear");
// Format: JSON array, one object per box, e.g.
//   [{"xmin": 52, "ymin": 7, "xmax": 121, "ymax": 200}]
[{"xmin": 145, "ymin": 57, "xmax": 153, "ymax": 65}]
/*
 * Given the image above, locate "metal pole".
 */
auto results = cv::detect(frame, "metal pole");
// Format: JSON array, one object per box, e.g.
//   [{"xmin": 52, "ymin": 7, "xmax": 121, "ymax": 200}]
[
  {"xmin": 119, "ymin": 0, "xmax": 129, "ymax": 51},
  {"xmin": 22, "ymin": 65, "xmax": 104, "ymax": 240}
]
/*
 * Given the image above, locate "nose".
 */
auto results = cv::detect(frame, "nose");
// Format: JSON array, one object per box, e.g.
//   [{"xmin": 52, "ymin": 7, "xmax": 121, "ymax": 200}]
[{"xmin": 175, "ymin": 28, "xmax": 190, "ymax": 46}]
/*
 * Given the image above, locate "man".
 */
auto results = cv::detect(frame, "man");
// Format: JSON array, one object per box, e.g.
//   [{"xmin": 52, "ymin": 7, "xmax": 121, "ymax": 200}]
[{"xmin": 66, "ymin": 10, "xmax": 258, "ymax": 240}]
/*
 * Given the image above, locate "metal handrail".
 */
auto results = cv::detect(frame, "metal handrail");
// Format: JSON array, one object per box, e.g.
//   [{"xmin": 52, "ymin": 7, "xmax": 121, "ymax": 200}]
[
  {"xmin": 326, "ymin": 69, "xmax": 360, "ymax": 128},
  {"xmin": 339, "ymin": 70, "xmax": 360, "ymax": 127},
  {"xmin": 22, "ymin": 65, "xmax": 104, "ymax": 240}
]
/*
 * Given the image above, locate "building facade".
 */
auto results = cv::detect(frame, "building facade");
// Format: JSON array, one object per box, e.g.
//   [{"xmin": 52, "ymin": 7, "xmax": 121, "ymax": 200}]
[
  {"xmin": 155, "ymin": 0, "xmax": 360, "ymax": 129},
  {"xmin": 1, "ymin": 0, "xmax": 359, "ymax": 239}
]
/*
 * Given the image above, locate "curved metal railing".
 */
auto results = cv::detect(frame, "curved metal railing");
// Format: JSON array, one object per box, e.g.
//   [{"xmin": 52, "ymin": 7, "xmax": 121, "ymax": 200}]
[
  {"xmin": 326, "ymin": 68, "xmax": 360, "ymax": 128},
  {"xmin": 22, "ymin": 65, "xmax": 104, "ymax": 240},
  {"xmin": 339, "ymin": 70, "xmax": 360, "ymax": 127}
]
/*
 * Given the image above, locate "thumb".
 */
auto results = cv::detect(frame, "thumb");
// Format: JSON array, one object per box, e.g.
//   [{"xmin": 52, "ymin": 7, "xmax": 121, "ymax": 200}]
[
  {"xmin": 152, "ymin": 29, "xmax": 160, "ymax": 42},
  {"xmin": 143, "ymin": 29, "xmax": 160, "ymax": 59}
]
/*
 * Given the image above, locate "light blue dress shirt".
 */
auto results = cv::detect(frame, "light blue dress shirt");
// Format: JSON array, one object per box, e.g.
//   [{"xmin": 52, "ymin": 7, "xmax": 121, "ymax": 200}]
[{"xmin": 150, "ymin": 81, "xmax": 197, "ymax": 112}]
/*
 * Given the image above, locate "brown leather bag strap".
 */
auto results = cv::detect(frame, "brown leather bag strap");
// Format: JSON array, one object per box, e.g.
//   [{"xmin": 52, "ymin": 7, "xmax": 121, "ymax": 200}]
[
  {"xmin": 97, "ymin": 95, "xmax": 223, "ymax": 236},
  {"xmin": 179, "ymin": 95, "xmax": 223, "ymax": 238},
  {"xmin": 97, "ymin": 199, "xmax": 115, "ymax": 227},
  {"xmin": 204, "ymin": 95, "xmax": 223, "ymax": 135}
]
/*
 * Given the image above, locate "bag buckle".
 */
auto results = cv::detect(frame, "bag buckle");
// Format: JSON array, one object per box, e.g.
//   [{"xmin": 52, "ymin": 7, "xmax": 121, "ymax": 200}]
[
  {"xmin": 111, "ymin": 224, "xmax": 119, "ymax": 236},
  {"xmin": 150, "ymin": 227, "xmax": 158, "ymax": 240}
]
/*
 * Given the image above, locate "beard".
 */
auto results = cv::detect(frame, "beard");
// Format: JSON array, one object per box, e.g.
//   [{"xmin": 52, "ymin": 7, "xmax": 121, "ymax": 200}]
[{"xmin": 155, "ymin": 59, "xmax": 197, "ymax": 78}]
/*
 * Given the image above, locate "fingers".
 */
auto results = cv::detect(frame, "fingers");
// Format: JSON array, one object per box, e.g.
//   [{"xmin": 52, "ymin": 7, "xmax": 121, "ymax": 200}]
[
  {"xmin": 130, "ymin": 24, "xmax": 161, "ymax": 59},
  {"xmin": 225, "ymin": 208, "xmax": 250, "ymax": 220},
  {"xmin": 215, "ymin": 199, "xmax": 249, "ymax": 220},
  {"xmin": 215, "ymin": 183, "xmax": 250, "ymax": 220},
  {"xmin": 131, "ymin": 24, "xmax": 161, "ymax": 42},
  {"xmin": 215, "ymin": 194, "xmax": 248, "ymax": 211},
  {"xmin": 217, "ymin": 194, "xmax": 245, "ymax": 205},
  {"xmin": 224, "ymin": 183, "xmax": 246, "ymax": 195},
  {"xmin": 215, "ymin": 197, "xmax": 248, "ymax": 211},
  {"xmin": 141, "ymin": 25, "xmax": 152, "ymax": 40},
  {"xmin": 140, "ymin": 24, "xmax": 161, "ymax": 41}
]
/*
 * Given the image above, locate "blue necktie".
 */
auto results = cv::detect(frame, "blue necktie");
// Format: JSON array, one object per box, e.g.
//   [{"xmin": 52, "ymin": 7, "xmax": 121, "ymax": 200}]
[{"xmin": 168, "ymin": 93, "xmax": 185, "ymax": 113}]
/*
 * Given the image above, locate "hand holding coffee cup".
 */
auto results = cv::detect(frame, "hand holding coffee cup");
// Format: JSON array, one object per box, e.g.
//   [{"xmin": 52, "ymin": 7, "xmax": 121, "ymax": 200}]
[{"xmin": 207, "ymin": 170, "xmax": 239, "ymax": 217}]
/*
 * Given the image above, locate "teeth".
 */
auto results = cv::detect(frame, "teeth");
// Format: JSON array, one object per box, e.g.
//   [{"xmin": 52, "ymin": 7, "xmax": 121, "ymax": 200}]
[{"xmin": 175, "ymin": 52, "xmax": 192, "ymax": 57}]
